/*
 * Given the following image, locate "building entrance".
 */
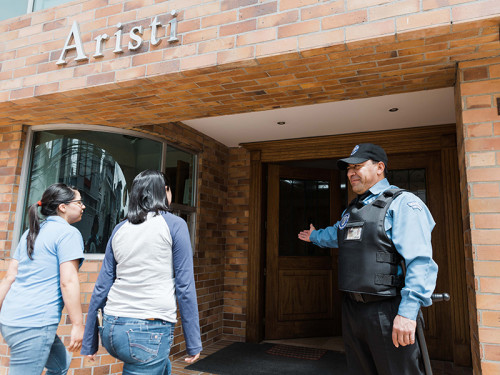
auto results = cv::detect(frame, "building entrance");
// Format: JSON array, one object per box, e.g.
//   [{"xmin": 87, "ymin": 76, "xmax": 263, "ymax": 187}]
[{"xmin": 255, "ymin": 132, "xmax": 470, "ymax": 366}]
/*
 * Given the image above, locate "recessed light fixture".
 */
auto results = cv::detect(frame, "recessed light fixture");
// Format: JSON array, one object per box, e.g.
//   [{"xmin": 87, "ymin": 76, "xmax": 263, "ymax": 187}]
[
  {"xmin": 277, "ymin": 121, "xmax": 286, "ymax": 125},
  {"xmin": 389, "ymin": 107, "xmax": 399, "ymax": 112}
]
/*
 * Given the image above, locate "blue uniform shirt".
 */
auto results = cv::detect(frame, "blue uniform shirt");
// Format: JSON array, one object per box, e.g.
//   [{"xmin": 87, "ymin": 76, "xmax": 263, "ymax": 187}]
[
  {"xmin": 0, "ymin": 216, "xmax": 84, "ymax": 327},
  {"xmin": 310, "ymin": 178, "xmax": 438, "ymax": 320}
]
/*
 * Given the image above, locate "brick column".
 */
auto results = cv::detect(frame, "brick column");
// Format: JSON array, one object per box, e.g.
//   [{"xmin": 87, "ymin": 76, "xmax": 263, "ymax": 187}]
[
  {"xmin": 223, "ymin": 147, "xmax": 250, "ymax": 341},
  {"xmin": 0, "ymin": 125, "xmax": 24, "ymax": 259},
  {"xmin": 455, "ymin": 56, "xmax": 500, "ymax": 375},
  {"xmin": 0, "ymin": 124, "xmax": 24, "ymax": 371}
]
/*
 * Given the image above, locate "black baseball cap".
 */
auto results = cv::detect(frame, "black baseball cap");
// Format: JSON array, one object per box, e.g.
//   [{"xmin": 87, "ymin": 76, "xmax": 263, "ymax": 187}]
[{"xmin": 337, "ymin": 143, "xmax": 388, "ymax": 170}]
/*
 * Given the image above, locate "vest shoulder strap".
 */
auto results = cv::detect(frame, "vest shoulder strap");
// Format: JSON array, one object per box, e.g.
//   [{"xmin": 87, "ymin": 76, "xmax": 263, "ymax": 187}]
[{"xmin": 382, "ymin": 187, "xmax": 406, "ymax": 199}]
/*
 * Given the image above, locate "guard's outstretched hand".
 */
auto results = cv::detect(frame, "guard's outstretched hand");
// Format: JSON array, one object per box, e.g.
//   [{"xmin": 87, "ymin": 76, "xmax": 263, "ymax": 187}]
[
  {"xmin": 298, "ymin": 224, "xmax": 316, "ymax": 242},
  {"xmin": 392, "ymin": 314, "xmax": 417, "ymax": 347}
]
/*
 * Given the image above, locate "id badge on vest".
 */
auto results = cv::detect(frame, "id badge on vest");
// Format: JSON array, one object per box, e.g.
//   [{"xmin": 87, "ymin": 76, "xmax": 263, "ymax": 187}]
[{"xmin": 344, "ymin": 222, "xmax": 364, "ymax": 241}]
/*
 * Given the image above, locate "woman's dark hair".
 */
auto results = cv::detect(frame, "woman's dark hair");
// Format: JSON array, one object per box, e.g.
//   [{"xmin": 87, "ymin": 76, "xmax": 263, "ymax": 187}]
[
  {"xmin": 127, "ymin": 170, "xmax": 170, "ymax": 224},
  {"xmin": 27, "ymin": 183, "xmax": 77, "ymax": 260}
]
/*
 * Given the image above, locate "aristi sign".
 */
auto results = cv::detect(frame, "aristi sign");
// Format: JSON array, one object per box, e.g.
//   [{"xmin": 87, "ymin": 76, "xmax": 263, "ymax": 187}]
[{"xmin": 56, "ymin": 10, "xmax": 179, "ymax": 66}]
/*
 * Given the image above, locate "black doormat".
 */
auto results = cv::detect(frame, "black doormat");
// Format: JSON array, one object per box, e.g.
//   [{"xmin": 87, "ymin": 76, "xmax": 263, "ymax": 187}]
[
  {"xmin": 185, "ymin": 342, "xmax": 348, "ymax": 375},
  {"xmin": 266, "ymin": 344, "xmax": 327, "ymax": 360}
]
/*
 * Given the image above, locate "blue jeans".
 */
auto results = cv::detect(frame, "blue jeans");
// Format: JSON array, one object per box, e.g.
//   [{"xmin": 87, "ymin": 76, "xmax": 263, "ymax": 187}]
[
  {"xmin": 0, "ymin": 324, "xmax": 71, "ymax": 375},
  {"xmin": 100, "ymin": 314, "xmax": 175, "ymax": 375}
]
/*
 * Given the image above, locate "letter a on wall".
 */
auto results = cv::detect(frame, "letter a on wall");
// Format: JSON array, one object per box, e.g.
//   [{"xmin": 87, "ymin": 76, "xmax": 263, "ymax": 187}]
[{"xmin": 56, "ymin": 21, "xmax": 89, "ymax": 65}]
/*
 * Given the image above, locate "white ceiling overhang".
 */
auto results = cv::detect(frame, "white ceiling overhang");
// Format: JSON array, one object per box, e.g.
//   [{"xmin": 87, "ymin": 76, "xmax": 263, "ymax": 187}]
[{"xmin": 183, "ymin": 87, "xmax": 456, "ymax": 148}]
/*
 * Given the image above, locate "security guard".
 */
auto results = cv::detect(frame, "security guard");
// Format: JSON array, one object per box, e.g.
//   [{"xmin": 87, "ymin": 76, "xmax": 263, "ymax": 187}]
[{"xmin": 298, "ymin": 143, "xmax": 438, "ymax": 375}]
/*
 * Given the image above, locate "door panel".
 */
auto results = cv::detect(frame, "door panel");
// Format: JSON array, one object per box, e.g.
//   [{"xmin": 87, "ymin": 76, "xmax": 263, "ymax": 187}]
[
  {"xmin": 388, "ymin": 152, "xmax": 453, "ymax": 361},
  {"xmin": 265, "ymin": 164, "xmax": 341, "ymax": 339},
  {"xmin": 278, "ymin": 269, "xmax": 332, "ymax": 320}
]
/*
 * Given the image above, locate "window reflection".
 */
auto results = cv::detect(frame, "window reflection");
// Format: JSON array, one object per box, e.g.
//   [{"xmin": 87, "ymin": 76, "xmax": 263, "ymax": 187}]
[
  {"xmin": 387, "ymin": 169, "xmax": 427, "ymax": 203},
  {"xmin": 33, "ymin": 0, "xmax": 72, "ymax": 11},
  {"xmin": 0, "ymin": 0, "xmax": 29, "ymax": 21},
  {"xmin": 279, "ymin": 178, "xmax": 330, "ymax": 257},
  {"xmin": 165, "ymin": 145, "xmax": 195, "ymax": 206},
  {"xmin": 0, "ymin": 0, "xmax": 74, "ymax": 21},
  {"xmin": 165, "ymin": 145, "xmax": 197, "ymax": 249},
  {"xmin": 25, "ymin": 130, "xmax": 162, "ymax": 254}
]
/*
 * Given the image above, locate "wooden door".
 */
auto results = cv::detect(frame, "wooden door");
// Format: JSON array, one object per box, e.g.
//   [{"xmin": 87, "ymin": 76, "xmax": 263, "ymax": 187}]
[
  {"xmin": 387, "ymin": 151, "xmax": 458, "ymax": 362},
  {"xmin": 265, "ymin": 164, "xmax": 342, "ymax": 339}
]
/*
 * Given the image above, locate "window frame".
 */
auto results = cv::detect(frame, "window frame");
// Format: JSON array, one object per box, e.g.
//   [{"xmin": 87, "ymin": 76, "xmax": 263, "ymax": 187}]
[
  {"xmin": 27, "ymin": 0, "xmax": 34, "ymax": 13},
  {"xmin": 13, "ymin": 124, "xmax": 198, "ymax": 259},
  {"xmin": 1, "ymin": 0, "xmax": 74, "ymax": 21}
]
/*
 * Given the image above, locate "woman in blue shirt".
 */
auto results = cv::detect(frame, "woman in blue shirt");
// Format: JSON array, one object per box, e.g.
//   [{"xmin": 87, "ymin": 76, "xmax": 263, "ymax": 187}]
[
  {"xmin": 0, "ymin": 183, "xmax": 85, "ymax": 375},
  {"xmin": 82, "ymin": 170, "xmax": 202, "ymax": 375}
]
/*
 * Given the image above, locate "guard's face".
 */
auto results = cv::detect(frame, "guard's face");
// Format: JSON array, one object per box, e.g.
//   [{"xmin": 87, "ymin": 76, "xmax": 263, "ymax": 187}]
[{"xmin": 347, "ymin": 160, "xmax": 385, "ymax": 194}]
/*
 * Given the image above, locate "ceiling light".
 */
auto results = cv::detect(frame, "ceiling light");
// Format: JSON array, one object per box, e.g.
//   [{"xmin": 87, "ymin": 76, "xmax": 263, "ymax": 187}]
[
  {"xmin": 388, "ymin": 108, "xmax": 399, "ymax": 112},
  {"xmin": 277, "ymin": 121, "xmax": 286, "ymax": 125}
]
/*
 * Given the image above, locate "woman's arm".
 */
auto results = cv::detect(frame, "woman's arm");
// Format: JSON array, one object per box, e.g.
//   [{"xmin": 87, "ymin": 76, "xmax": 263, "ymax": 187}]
[
  {"xmin": 166, "ymin": 214, "xmax": 202, "ymax": 359},
  {"xmin": 60, "ymin": 259, "xmax": 84, "ymax": 352},
  {"xmin": 0, "ymin": 259, "xmax": 18, "ymax": 310},
  {"xmin": 81, "ymin": 221, "xmax": 124, "ymax": 357}
]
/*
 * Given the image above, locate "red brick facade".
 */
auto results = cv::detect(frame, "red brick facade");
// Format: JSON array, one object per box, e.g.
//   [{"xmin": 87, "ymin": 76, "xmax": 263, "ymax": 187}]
[
  {"xmin": 0, "ymin": 0, "xmax": 499, "ymax": 374},
  {"xmin": 456, "ymin": 57, "xmax": 500, "ymax": 375}
]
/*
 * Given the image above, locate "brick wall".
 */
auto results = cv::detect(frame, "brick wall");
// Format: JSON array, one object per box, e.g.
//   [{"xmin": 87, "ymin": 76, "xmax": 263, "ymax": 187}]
[
  {"xmin": 1, "ymin": 0, "xmax": 499, "ymax": 112},
  {"xmin": 222, "ymin": 147, "xmax": 250, "ymax": 341},
  {"xmin": 0, "ymin": 121, "xmax": 231, "ymax": 374},
  {"xmin": 456, "ymin": 56, "xmax": 500, "ymax": 375},
  {"xmin": 0, "ymin": 125, "xmax": 24, "ymax": 259}
]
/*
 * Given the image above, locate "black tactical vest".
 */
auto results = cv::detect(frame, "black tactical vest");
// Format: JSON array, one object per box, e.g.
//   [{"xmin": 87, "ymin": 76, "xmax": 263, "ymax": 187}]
[{"xmin": 337, "ymin": 188, "xmax": 405, "ymax": 296}]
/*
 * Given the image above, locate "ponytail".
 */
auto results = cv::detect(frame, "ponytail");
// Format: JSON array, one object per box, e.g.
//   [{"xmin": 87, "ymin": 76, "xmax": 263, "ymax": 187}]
[
  {"xmin": 26, "ymin": 183, "xmax": 77, "ymax": 260},
  {"xmin": 26, "ymin": 202, "xmax": 41, "ymax": 260}
]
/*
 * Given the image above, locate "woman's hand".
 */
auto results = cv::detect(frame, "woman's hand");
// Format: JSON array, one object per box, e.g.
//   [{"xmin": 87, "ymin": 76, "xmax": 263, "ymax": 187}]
[
  {"xmin": 67, "ymin": 323, "xmax": 84, "ymax": 352},
  {"xmin": 86, "ymin": 354, "xmax": 97, "ymax": 362},
  {"xmin": 184, "ymin": 352, "xmax": 200, "ymax": 364},
  {"xmin": 60, "ymin": 260, "xmax": 84, "ymax": 352},
  {"xmin": 0, "ymin": 260, "xmax": 18, "ymax": 310}
]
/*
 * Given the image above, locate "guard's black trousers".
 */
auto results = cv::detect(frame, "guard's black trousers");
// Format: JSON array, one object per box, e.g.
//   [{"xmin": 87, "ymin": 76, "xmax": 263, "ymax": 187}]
[{"xmin": 342, "ymin": 294, "xmax": 426, "ymax": 375}]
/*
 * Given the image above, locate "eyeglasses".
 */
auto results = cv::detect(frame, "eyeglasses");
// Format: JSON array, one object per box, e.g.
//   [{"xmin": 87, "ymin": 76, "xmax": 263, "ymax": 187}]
[{"xmin": 66, "ymin": 200, "xmax": 84, "ymax": 207}]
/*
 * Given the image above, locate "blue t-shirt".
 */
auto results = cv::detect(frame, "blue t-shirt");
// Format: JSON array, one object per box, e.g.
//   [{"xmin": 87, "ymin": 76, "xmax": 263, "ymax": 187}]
[{"xmin": 0, "ymin": 216, "xmax": 84, "ymax": 327}]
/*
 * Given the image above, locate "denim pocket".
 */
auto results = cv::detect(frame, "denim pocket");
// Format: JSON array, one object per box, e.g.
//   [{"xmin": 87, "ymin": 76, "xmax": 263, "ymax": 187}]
[{"xmin": 126, "ymin": 330, "xmax": 164, "ymax": 363}]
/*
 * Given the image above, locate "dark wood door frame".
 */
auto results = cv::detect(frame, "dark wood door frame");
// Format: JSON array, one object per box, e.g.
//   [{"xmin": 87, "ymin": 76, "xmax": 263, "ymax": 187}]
[{"xmin": 243, "ymin": 124, "xmax": 471, "ymax": 366}]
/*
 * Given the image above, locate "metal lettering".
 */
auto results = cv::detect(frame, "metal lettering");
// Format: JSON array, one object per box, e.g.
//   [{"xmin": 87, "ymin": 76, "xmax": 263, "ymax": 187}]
[
  {"xmin": 128, "ymin": 26, "xmax": 144, "ymax": 51},
  {"xmin": 113, "ymin": 23, "xmax": 124, "ymax": 54},
  {"xmin": 168, "ymin": 10, "xmax": 179, "ymax": 43},
  {"xmin": 56, "ymin": 21, "xmax": 88, "ymax": 65},
  {"xmin": 93, "ymin": 33, "xmax": 109, "ymax": 58},
  {"xmin": 150, "ymin": 16, "xmax": 162, "ymax": 46},
  {"xmin": 57, "ymin": 11, "xmax": 182, "ymax": 66}
]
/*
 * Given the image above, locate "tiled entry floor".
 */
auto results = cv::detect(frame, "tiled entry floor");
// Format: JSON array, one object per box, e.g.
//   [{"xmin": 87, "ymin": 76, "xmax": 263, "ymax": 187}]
[
  {"xmin": 170, "ymin": 338, "xmax": 472, "ymax": 375},
  {"xmin": 171, "ymin": 340, "xmax": 232, "ymax": 375}
]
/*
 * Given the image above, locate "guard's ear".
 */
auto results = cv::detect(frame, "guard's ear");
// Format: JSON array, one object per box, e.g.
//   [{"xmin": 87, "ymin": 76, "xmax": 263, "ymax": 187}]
[{"xmin": 376, "ymin": 161, "xmax": 385, "ymax": 175}]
